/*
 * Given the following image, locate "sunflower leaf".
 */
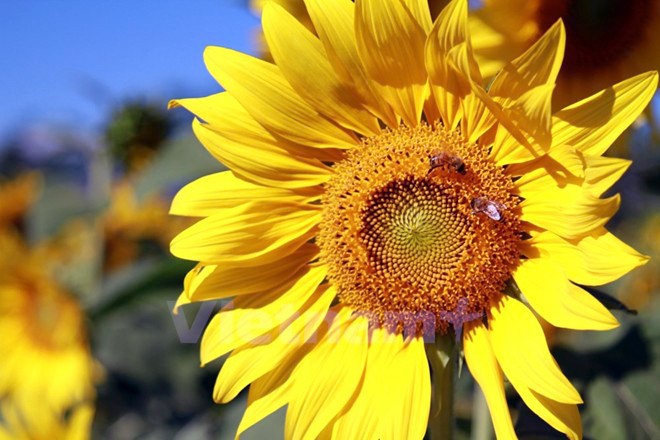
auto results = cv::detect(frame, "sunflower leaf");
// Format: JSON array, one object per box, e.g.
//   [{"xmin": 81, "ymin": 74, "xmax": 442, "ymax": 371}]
[{"xmin": 87, "ymin": 257, "xmax": 194, "ymax": 321}]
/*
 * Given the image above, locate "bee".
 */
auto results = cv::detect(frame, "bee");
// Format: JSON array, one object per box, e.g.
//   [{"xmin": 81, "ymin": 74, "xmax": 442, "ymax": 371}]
[
  {"xmin": 471, "ymin": 196, "xmax": 507, "ymax": 221},
  {"xmin": 428, "ymin": 150, "xmax": 466, "ymax": 175}
]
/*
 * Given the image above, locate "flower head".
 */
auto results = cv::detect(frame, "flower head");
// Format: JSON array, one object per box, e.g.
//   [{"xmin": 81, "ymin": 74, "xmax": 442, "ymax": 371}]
[
  {"xmin": 103, "ymin": 180, "xmax": 187, "ymax": 272},
  {"xmin": 0, "ymin": 232, "xmax": 96, "ymax": 431},
  {"xmin": 170, "ymin": 0, "xmax": 656, "ymax": 438}
]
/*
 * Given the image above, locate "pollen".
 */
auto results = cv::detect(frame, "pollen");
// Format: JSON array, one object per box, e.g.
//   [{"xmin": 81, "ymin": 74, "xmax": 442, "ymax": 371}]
[{"xmin": 318, "ymin": 123, "xmax": 522, "ymax": 336}]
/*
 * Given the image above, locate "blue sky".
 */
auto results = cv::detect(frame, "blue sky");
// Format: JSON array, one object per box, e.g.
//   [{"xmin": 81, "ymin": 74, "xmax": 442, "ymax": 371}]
[{"xmin": 0, "ymin": 1, "xmax": 258, "ymax": 140}]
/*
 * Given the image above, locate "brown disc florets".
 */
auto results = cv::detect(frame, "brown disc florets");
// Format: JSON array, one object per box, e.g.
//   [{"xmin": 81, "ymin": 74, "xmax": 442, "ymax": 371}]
[{"xmin": 317, "ymin": 124, "xmax": 522, "ymax": 336}]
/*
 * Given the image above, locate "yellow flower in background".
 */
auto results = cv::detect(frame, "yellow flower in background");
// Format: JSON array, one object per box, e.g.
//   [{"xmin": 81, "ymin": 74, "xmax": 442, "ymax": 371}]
[
  {"xmin": 617, "ymin": 214, "xmax": 660, "ymax": 311},
  {"xmin": 470, "ymin": 0, "xmax": 660, "ymax": 108},
  {"xmin": 0, "ymin": 232, "xmax": 96, "ymax": 432},
  {"xmin": 0, "ymin": 173, "xmax": 40, "ymax": 229},
  {"xmin": 103, "ymin": 180, "xmax": 188, "ymax": 271},
  {"xmin": 170, "ymin": 0, "xmax": 655, "ymax": 438},
  {"xmin": 0, "ymin": 402, "xmax": 93, "ymax": 440}
]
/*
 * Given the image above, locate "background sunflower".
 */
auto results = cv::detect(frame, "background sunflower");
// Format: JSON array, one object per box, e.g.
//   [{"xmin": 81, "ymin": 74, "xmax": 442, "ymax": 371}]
[{"xmin": 470, "ymin": 0, "xmax": 660, "ymax": 109}]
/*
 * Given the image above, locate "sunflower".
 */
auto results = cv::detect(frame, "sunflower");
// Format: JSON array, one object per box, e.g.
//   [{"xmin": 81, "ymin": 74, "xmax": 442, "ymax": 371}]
[
  {"xmin": 170, "ymin": 0, "xmax": 655, "ymax": 438},
  {"xmin": 470, "ymin": 0, "xmax": 660, "ymax": 109},
  {"xmin": 0, "ymin": 231, "xmax": 96, "ymax": 430},
  {"xmin": 617, "ymin": 214, "xmax": 660, "ymax": 311},
  {"xmin": 103, "ymin": 180, "xmax": 187, "ymax": 272}
]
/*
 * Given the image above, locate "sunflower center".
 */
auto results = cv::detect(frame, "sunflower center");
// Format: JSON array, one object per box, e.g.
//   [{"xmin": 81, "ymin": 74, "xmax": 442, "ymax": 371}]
[
  {"xmin": 360, "ymin": 177, "xmax": 467, "ymax": 285},
  {"xmin": 535, "ymin": 0, "xmax": 652, "ymax": 74},
  {"xmin": 318, "ymin": 124, "xmax": 522, "ymax": 336}
]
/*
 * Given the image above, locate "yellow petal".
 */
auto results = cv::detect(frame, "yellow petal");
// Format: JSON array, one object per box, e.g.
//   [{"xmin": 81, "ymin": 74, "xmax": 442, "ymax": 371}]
[
  {"xmin": 460, "ymin": 91, "xmax": 497, "ymax": 144},
  {"xmin": 501, "ymin": 83, "xmax": 554, "ymax": 148},
  {"xmin": 516, "ymin": 386, "xmax": 582, "ymax": 440},
  {"xmin": 213, "ymin": 284, "xmax": 336, "ymax": 403},
  {"xmin": 172, "ymin": 290, "xmax": 190, "ymax": 313},
  {"xmin": 236, "ymin": 307, "xmax": 354, "ymax": 438},
  {"xmin": 424, "ymin": 0, "xmax": 471, "ymax": 129},
  {"xmin": 285, "ymin": 309, "xmax": 369, "ymax": 440},
  {"xmin": 575, "ymin": 230, "xmax": 650, "ymax": 284},
  {"xmin": 462, "ymin": 19, "xmax": 566, "ymax": 160},
  {"xmin": 489, "ymin": 295, "xmax": 582, "ymax": 404},
  {"xmin": 523, "ymin": 229, "xmax": 649, "ymax": 286},
  {"xmin": 200, "ymin": 265, "xmax": 326, "ymax": 365},
  {"xmin": 440, "ymin": 41, "xmax": 497, "ymax": 142},
  {"xmin": 551, "ymin": 71, "xmax": 658, "ymax": 156},
  {"xmin": 401, "ymin": 0, "xmax": 432, "ymax": 33},
  {"xmin": 181, "ymin": 244, "xmax": 319, "ymax": 303},
  {"xmin": 204, "ymin": 47, "xmax": 357, "ymax": 148},
  {"xmin": 468, "ymin": 82, "xmax": 544, "ymax": 164},
  {"xmin": 463, "ymin": 322, "xmax": 517, "ymax": 439},
  {"xmin": 237, "ymin": 342, "xmax": 312, "ymax": 438},
  {"xmin": 583, "ymin": 155, "xmax": 631, "ymax": 197},
  {"xmin": 192, "ymin": 119, "xmax": 332, "ymax": 189},
  {"xmin": 489, "ymin": 20, "xmax": 565, "ymax": 104},
  {"xmin": 489, "ymin": 20, "xmax": 565, "ymax": 151},
  {"xmin": 513, "ymin": 259, "xmax": 619, "ymax": 330},
  {"xmin": 170, "ymin": 199, "xmax": 320, "ymax": 265},
  {"xmin": 520, "ymin": 231, "xmax": 586, "ymax": 281},
  {"xmin": 382, "ymin": 335, "xmax": 431, "ymax": 440},
  {"xmin": 170, "ymin": 171, "xmax": 320, "ymax": 217},
  {"xmin": 303, "ymin": 0, "xmax": 398, "ymax": 126},
  {"xmin": 329, "ymin": 329, "xmax": 402, "ymax": 439},
  {"xmin": 170, "ymin": 92, "xmax": 270, "ymax": 141},
  {"xmin": 263, "ymin": 2, "xmax": 380, "ymax": 136},
  {"xmin": 355, "ymin": 0, "xmax": 428, "ymax": 126},
  {"xmin": 171, "ymin": 93, "xmax": 344, "ymax": 163},
  {"xmin": 485, "ymin": 82, "xmax": 555, "ymax": 165},
  {"xmin": 519, "ymin": 181, "xmax": 620, "ymax": 240},
  {"xmin": 332, "ymin": 330, "xmax": 431, "ymax": 439},
  {"xmin": 507, "ymin": 145, "xmax": 584, "ymax": 185},
  {"xmin": 325, "ymin": 330, "xmax": 430, "ymax": 440},
  {"xmin": 449, "ymin": 54, "xmax": 549, "ymax": 165},
  {"xmin": 489, "ymin": 121, "xmax": 541, "ymax": 166}
]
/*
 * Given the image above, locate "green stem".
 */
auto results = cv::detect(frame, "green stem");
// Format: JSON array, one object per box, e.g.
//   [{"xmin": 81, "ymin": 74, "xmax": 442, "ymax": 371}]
[{"xmin": 427, "ymin": 339, "xmax": 456, "ymax": 440}]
